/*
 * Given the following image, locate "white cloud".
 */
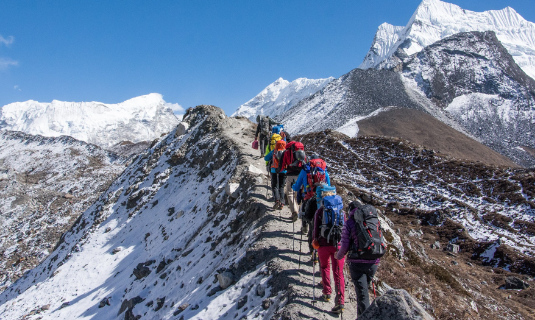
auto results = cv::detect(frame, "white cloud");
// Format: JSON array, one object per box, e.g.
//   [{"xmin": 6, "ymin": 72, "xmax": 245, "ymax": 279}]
[
  {"xmin": 0, "ymin": 35, "xmax": 14, "ymax": 47},
  {"xmin": 0, "ymin": 57, "xmax": 18, "ymax": 70},
  {"xmin": 14, "ymin": 85, "xmax": 21, "ymax": 91},
  {"xmin": 164, "ymin": 102, "xmax": 185, "ymax": 115}
]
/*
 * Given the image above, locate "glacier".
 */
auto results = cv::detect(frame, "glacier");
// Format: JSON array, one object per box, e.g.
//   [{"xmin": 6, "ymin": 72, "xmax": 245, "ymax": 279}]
[
  {"xmin": 0, "ymin": 93, "xmax": 180, "ymax": 148},
  {"xmin": 359, "ymin": 0, "xmax": 535, "ymax": 80},
  {"xmin": 232, "ymin": 77, "xmax": 334, "ymax": 121}
]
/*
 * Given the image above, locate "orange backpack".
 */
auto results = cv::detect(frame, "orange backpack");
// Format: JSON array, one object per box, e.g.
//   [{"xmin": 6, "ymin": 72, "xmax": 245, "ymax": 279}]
[{"xmin": 271, "ymin": 140, "xmax": 287, "ymax": 172}]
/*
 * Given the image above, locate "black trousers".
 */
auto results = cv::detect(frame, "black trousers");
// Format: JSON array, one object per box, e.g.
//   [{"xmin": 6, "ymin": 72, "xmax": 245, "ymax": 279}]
[
  {"xmin": 270, "ymin": 172, "xmax": 286, "ymax": 204},
  {"xmin": 301, "ymin": 198, "xmax": 317, "ymax": 253},
  {"xmin": 259, "ymin": 134, "xmax": 268, "ymax": 157},
  {"xmin": 349, "ymin": 262, "xmax": 378, "ymax": 315}
]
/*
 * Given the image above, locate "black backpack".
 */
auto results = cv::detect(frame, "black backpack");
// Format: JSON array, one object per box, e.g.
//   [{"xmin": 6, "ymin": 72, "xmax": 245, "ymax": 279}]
[
  {"xmin": 259, "ymin": 116, "xmax": 271, "ymax": 136},
  {"xmin": 349, "ymin": 202, "xmax": 386, "ymax": 260}
]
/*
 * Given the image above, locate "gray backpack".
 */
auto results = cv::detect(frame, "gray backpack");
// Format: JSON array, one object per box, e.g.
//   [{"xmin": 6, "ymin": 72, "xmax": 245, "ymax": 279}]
[{"xmin": 259, "ymin": 116, "xmax": 271, "ymax": 136}]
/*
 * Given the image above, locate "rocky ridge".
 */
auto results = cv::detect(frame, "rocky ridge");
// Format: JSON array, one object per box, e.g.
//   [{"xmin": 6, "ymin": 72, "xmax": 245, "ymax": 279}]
[{"xmin": 0, "ymin": 130, "xmax": 126, "ymax": 293}]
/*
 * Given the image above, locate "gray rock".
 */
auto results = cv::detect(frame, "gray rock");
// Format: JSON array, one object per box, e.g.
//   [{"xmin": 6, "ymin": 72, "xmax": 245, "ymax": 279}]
[
  {"xmin": 446, "ymin": 244, "xmax": 460, "ymax": 253},
  {"xmin": 256, "ymin": 284, "xmax": 265, "ymax": 297},
  {"xmin": 430, "ymin": 241, "xmax": 441, "ymax": 249},
  {"xmin": 359, "ymin": 289, "xmax": 434, "ymax": 320},
  {"xmin": 217, "ymin": 271, "xmax": 235, "ymax": 289},
  {"xmin": 99, "ymin": 297, "xmax": 111, "ymax": 308},
  {"xmin": 237, "ymin": 295, "xmax": 248, "ymax": 309},
  {"xmin": 505, "ymin": 276, "xmax": 530, "ymax": 290},
  {"xmin": 112, "ymin": 247, "xmax": 122, "ymax": 254},
  {"xmin": 262, "ymin": 299, "xmax": 271, "ymax": 310},
  {"xmin": 118, "ymin": 296, "xmax": 144, "ymax": 316},
  {"xmin": 133, "ymin": 263, "xmax": 151, "ymax": 279},
  {"xmin": 176, "ymin": 122, "xmax": 189, "ymax": 137},
  {"xmin": 225, "ymin": 183, "xmax": 240, "ymax": 199}
]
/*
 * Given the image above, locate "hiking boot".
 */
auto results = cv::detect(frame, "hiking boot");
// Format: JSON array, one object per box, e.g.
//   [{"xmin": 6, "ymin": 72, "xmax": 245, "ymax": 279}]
[
  {"xmin": 291, "ymin": 212, "xmax": 298, "ymax": 222},
  {"xmin": 279, "ymin": 203, "xmax": 284, "ymax": 211},
  {"xmin": 301, "ymin": 223, "xmax": 308, "ymax": 234},
  {"xmin": 331, "ymin": 304, "xmax": 344, "ymax": 314},
  {"xmin": 321, "ymin": 294, "xmax": 331, "ymax": 302},
  {"xmin": 273, "ymin": 201, "xmax": 280, "ymax": 209}
]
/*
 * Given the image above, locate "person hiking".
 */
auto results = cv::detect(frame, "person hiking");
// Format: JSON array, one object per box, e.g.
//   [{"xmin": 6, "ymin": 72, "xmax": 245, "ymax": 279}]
[
  {"xmin": 280, "ymin": 141, "xmax": 306, "ymax": 222},
  {"xmin": 254, "ymin": 115, "xmax": 278, "ymax": 157},
  {"xmin": 264, "ymin": 140, "xmax": 287, "ymax": 210},
  {"xmin": 292, "ymin": 153, "xmax": 331, "ymax": 253},
  {"xmin": 312, "ymin": 190, "xmax": 345, "ymax": 314},
  {"xmin": 335, "ymin": 199, "xmax": 384, "ymax": 316}
]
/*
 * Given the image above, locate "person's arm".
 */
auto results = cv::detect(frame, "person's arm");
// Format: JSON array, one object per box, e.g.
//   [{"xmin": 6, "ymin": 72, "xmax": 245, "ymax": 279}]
[
  {"xmin": 255, "ymin": 124, "xmax": 260, "ymax": 140},
  {"xmin": 292, "ymin": 170, "xmax": 305, "ymax": 192},
  {"xmin": 264, "ymin": 150, "xmax": 273, "ymax": 162},
  {"xmin": 325, "ymin": 170, "xmax": 331, "ymax": 185},
  {"xmin": 335, "ymin": 221, "xmax": 351, "ymax": 259},
  {"xmin": 312, "ymin": 207, "xmax": 322, "ymax": 240}
]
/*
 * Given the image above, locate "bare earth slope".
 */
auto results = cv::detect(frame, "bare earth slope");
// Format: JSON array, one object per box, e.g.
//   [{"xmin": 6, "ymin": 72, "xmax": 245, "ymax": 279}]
[{"xmin": 357, "ymin": 107, "xmax": 518, "ymax": 167}]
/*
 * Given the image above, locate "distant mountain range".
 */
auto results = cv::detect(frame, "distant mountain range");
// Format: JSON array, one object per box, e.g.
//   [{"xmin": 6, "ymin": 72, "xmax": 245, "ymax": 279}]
[
  {"xmin": 0, "ymin": 93, "xmax": 180, "ymax": 148},
  {"xmin": 237, "ymin": 0, "xmax": 535, "ymax": 167},
  {"xmin": 232, "ymin": 77, "xmax": 333, "ymax": 121}
]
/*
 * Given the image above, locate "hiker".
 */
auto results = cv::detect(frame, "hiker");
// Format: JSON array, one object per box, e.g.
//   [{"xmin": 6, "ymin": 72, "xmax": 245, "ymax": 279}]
[
  {"xmin": 264, "ymin": 140, "xmax": 287, "ymax": 210},
  {"xmin": 255, "ymin": 115, "xmax": 278, "ymax": 157},
  {"xmin": 312, "ymin": 190, "xmax": 345, "ymax": 314},
  {"xmin": 280, "ymin": 141, "xmax": 306, "ymax": 222},
  {"xmin": 292, "ymin": 153, "xmax": 331, "ymax": 253},
  {"xmin": 335, "ymin": 200, "xmax": 385, "ymax": 316}
]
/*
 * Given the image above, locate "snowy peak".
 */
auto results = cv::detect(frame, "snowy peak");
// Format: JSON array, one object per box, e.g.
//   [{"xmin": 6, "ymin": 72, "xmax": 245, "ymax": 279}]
[
  {"xmin": 0, "ymin": 93, "xmax": 180, "ymax": 148},
  {"xmin": 232, "ymin": 77, "xmax": 334, "ymax": 121},
  {"xmin": 359, "ymin": 0, "xmax": 535, "ymax": 79}
]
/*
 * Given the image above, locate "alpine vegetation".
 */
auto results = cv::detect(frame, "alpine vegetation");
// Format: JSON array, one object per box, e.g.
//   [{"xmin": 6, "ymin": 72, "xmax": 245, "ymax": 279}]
[{"xmin": 0, "ymin": 93, "xmax": 180, "ymax": 148}]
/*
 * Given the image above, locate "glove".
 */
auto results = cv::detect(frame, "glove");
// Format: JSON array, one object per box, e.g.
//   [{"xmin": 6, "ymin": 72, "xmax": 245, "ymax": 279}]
[{"xmin": 312, "ymin": 239, "xmax": 320, "ymax": 250}]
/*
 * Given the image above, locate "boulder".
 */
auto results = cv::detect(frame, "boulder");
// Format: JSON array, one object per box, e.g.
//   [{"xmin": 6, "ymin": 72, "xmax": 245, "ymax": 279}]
[
  {"xmin": 248, "ymin": 165, "xmax": 264, "ymax": 175},
  {"xmin": 505, "ymin": 276, "xmax": 530, "ymax": 290},
  {"xmin": 175, "ymin": 122, "xmax": 189, "ymax": 137},
  {"xmin": 359, "ymin": 289, "xmax": 434, "ymax": 320},
  {"xmin": 133, "ymin": 263, "xmax": 151, "ymax": 280},
  {"xmin": 217, "ymin": 271, "xmax": 235, "ymax": 289},
  {"xmin": 225, "ymin": 183, "xmax": 240, "ymax": 199}
]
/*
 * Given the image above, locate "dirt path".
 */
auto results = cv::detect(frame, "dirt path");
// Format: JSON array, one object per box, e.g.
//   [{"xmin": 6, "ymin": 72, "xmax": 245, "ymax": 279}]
[{"xmin": 223, "ymin": 117, "xmax": 358, "ymax": 319}]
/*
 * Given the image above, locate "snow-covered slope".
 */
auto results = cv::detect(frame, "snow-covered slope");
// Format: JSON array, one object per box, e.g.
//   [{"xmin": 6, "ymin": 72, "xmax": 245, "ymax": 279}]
[
  {"xmin": 0, "ymin": 131, "xmax": 125, "ymax": 293},
  {"xmin": 402, "ymin": 31, "xmax": 535, "ymax": 167},
  {"xmin": 360, "ymin": 0, "xmax": 535, "ymax": 80},
  {"xmin": 232, "ymin": 77, "xmax": 333, "ymax": 121},
  {"xmin": 0, "ymin": 93, "xmax": 180, "ymax": 148}
]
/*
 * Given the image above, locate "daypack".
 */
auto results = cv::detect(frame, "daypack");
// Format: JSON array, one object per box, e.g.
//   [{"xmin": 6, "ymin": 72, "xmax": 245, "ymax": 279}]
[
  {"xmin": 259, "ymin": 116, "xmax": 271, "ymax": 136},
  {"xmin": 271, "ymin": 140, "xmax": 287, "ymax": 173},
  {"xmin": 320, "ymin": 195, "xmax": 344, "ymax": 244},
  {"xmin": 349, "ymin": 203, "xmax": 386, "ymax": 260},
  {"xmin": 272, "ymin": 125, "xmax": 282, "ymax": 135},
  {"xmin": 304, "ymin": 158, "xmax": 327, "ymax": 200},
  {"xmin": 282, "ymin": 141, "xmax": 305, "ymax": 175},
  {"xmin": 304, "ymin": 184, "xmax": 335, "ymax": 221}
]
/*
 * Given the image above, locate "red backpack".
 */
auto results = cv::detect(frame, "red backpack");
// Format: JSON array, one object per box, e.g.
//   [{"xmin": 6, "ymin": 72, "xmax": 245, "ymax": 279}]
[
  {"xmin": 304, "ymin": 158, "xmax": 327, "ymax": 200},
  {"xmin": 281, "ymin": 141, "xmax": 305, "ymax": 175}
]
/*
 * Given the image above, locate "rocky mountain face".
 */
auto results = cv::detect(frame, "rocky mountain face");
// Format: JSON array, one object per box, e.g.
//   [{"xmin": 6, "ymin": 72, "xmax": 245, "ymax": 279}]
[
  {"xmin": 277, "ymin": 30, "xmax": 535, "ymax": 168},
  {"xmin": 0, "ymin": 106, "xmax": 533, "ymax": 319},
  {"xmin": 0, "ymin": 93, "xmax": 180, "ymax": 148},
  {"xmin": 0, "ymin": 131, "xmax": 126, "ymax": 293},
  {"xmin": 232, "ymin": 77, "xmax": 333, "ymax": 121},
  {"xmin": 402, "ymin": 31, "xmax": 535, "ymax": 168},
  {"xmin": 360, "ymin": 0, "xmax": 535, "ymax": 80}
]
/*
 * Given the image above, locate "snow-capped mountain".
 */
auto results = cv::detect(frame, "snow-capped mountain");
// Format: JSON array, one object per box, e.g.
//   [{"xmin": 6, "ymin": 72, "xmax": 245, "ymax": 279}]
[
  {"xmin": 232, "ymin": 77, "xmax": 333, "ymax": 121},
  {"xmin": 402, "ymin": 31, "xmax": 535, "ymax": 167},
  {"xmin": 0, "ymin": 93, "xmax": 180, "ymax": 148},
  {"xmin": 360, "ymin": 0, "xmax": 535, "ymax": 80},
  {"xmin": 0, "ymin": 131, "xmax": 125, "ymax": 293}
]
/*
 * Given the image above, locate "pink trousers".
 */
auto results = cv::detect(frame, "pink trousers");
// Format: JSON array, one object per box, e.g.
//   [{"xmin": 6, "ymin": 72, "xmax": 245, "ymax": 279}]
[{"xmin": 318, "ymin": 245, "xmax": 345, "ymax": 304}]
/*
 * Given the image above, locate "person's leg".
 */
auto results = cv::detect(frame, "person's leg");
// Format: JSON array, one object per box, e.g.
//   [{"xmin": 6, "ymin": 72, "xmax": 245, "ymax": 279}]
[
  {"xmin": 318, "ymin": 247, "xmax": 332, "ymax": 298},
  {"xmin": 278, "ymin": 173, "xmax": 287, "ymax": 205},
  {"xmin": 349, "ymin": 263, "xmax": 370, "ymax": 316},
  {"xmin": 270, "ymin": 173, "xmax": 280, "ymax": 203},
  {"xmin": 331, "ymin": 250, "xmax": 345, "ymax": 306},
  {"xmin": 307, "ymin": 222, "xmax": 313, "ymax": 253},
  {"xmin": 285, "ymin": 175, "xmax": 299, "ymax": 216}
]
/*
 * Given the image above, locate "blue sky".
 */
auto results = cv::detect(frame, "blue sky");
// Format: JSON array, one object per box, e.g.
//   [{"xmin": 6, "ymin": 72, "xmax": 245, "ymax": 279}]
[{"xmin": 0, "ymin": 0, "xmax": 533, "ymax": 116}]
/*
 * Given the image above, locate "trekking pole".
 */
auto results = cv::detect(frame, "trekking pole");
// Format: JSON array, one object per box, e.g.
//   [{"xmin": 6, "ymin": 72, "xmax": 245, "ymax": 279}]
[
  {"xmin": 312, "ymin": 249, "xmax": 317, "ymax": 305},
  {"xmin": 372, "ymin": 279, "xmax": 377, "ymax": 299},
  {"xmin": 292, "ymin": 219, "xmax": 295, "ymax": 252},
  {"xmin": 298, "ymin": 231, "xmax": 303, "ymax": 269}
]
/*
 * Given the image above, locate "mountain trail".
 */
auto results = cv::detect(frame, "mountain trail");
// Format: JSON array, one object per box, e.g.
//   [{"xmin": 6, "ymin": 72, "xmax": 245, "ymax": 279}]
[{"xmin": 223, "ymin": 117, "xmax": 358, "ymax": 319}]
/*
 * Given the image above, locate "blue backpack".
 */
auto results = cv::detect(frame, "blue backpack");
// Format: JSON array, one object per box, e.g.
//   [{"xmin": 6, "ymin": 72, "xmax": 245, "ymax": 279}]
[
  {"xmin": 271, "ymin": 125, "xmax": 282, "ymax": 134},
  {"xmin": 320, "ymin": 195, "xmax": 344, "ymax": 244}
]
